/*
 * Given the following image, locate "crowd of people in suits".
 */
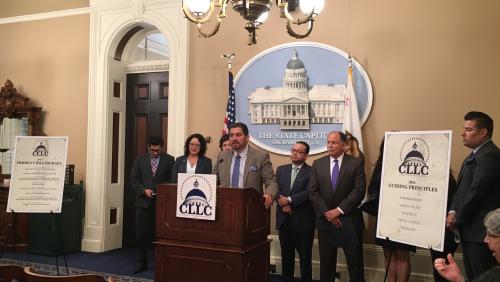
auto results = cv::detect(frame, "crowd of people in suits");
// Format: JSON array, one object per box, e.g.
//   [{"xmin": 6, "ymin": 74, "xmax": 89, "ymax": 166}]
[{"xmin": 128, "ymin": 111, "xmax": 500, "ymax": 282}]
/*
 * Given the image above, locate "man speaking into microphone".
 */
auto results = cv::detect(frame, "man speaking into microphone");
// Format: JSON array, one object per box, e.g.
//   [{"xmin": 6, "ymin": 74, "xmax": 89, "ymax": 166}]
[{"xmin": 213, "ymin": 122, "xmax": 277, "ymax": 208}]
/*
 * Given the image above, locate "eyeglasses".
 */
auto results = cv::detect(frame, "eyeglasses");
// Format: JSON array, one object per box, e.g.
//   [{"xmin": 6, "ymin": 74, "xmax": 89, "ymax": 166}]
[
  {"xmin": 189, "ymin": 143, "xmax": 201, "ymax": 148},
  {"xmin": 486, "ymin": 231, "xmax": 500, "ymax": 239},
  {"xmin": 291, "ymin": 149, "xmax": 306, "ymax": 154}
]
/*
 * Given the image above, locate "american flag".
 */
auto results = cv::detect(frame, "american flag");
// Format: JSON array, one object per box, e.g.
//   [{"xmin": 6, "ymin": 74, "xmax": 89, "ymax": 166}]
[{"xmin": 222, "ymin": 71, "xmax": 236, "ymax": 134}]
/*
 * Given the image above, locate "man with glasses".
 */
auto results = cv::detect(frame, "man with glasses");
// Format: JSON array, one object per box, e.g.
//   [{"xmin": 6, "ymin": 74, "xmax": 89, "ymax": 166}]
[
  {"xmin": 213, "ymin": 122, "xmax": 277, "ymax": 208},
  {"xmin": 130, "ymin": 136, "xmax": 174, "ymax": 273},
  {"xmin": 276, "ymin": 141, "xmax": 315, "ymax": 282},
  {"xmin": 447, "ymin": 111, "xmax": 500, "ymax": 279}
]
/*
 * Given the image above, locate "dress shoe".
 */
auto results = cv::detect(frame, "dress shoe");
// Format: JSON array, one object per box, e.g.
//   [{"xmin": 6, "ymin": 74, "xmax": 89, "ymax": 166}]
[{"xmin": 132, "ymin": 264, "xmax": 147, "ymax": 274}]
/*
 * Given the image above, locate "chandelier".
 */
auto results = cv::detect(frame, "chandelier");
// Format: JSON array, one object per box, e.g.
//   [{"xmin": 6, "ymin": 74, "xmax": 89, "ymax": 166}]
[{"xmin": 182, "ymin": 0, "xmax": 325, "ymax": 45}]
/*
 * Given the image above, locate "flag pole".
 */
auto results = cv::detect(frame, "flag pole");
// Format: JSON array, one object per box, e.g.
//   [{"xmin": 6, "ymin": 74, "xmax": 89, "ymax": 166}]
[
  {"xmin": 221, "ymin": 53, "xmax": 235, "ymax": 70},
  {"xmin": 221, "ymin": 53, "xmax": 236, "ymax": 135}
]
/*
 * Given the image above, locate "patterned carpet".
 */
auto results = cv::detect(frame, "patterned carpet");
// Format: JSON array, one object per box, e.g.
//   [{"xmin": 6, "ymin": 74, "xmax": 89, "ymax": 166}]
[{"xmin": 0, "ymin": 257, "xmax": 152, "ymax": 282}]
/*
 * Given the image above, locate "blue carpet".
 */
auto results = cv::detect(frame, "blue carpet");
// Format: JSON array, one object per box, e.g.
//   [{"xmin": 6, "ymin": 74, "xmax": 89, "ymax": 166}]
[
  {"xmin": 2, "ymin": 247, "xmax": 153, "ymax": 280},
  {"xmin": 1, "ymin": 248, "xmax": 299, "ymax": 281}
]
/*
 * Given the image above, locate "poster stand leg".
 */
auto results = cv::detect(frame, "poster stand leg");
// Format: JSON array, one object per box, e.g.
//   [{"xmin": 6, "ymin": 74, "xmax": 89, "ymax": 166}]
[
  {"xmin": 383, "ymin": 237, "xmax": 393, "ymax": 282},
  {"xmin": 50, "ymin": 211, "xmax": 69, "ymax": 275}
]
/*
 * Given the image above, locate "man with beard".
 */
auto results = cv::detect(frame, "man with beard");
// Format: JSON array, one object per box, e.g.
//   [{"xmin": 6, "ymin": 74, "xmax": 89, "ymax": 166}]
[{"xmin": 213, "ymin": 122, "xmax": 277, "ymax": 208}]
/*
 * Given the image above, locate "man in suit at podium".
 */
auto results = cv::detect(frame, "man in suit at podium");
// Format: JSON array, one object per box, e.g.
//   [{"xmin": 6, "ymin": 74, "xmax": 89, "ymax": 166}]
[
  {"xmin": 276, "ymin": 141, "xmax": 315, "ymax": 282},
  {"xmin": 130, "ymin": 136, "xmax": 174, "ymax": 273},
  {"xmin": 447, "ymin": 111, "xmax": 500, "ymax": 279},
  {"xmin": 309, "ymin": 131, "xmax": 366, "ymax": 282},
  {"xmin": 213, "ymin": 122, "xmax": 277, "ymax": 208}
]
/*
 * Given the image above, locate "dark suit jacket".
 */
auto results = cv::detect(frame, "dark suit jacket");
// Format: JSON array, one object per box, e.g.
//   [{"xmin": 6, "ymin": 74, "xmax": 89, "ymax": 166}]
[
  {"xmin": 309, "ymin": 154, "xmax": 366, "ymax": 245},
  {"xmin": 276, "ymin": 163, "xmax": 315, "ymax": 232},
  {"xmin": 213, "ymin": 146, "xmax": 277, "ymax": 197},
  {"xmin": 451, "ymin": 140, "xmax": 500, "ymax": 242},
  {"xmin": 130, "ymin": 151, "xmax": 175, "ymax": 208},
  {"xmin": 170, "ymin": 155, "xmax": 213, "ymax": 183}
]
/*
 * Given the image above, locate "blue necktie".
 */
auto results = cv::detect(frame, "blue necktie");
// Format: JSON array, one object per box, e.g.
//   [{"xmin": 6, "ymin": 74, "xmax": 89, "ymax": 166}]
[
  {"xmin": 231, "ymin": 155, "xmax": 241, "ymax": 188},
  {"xmin": 331, "ymin": 159, "xmax": 339, "ymax": 192}
]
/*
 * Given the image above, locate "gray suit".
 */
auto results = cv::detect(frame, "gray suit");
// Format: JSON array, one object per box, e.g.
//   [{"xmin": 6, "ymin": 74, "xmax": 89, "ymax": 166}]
[
  {"xmin": 451, "ymin": 140, "xmax": 500, "ymax": 278},
  {"xmin": 309, "ymin": 154, "xmax": 365, "ymax": 282},
  {"xmin": 213, "ymin": 145, "xmax": 277, "ymax": 197}
]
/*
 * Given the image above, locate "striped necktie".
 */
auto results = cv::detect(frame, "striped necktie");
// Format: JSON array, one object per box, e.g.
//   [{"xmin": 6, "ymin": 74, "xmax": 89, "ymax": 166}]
[{"xmin": 151, "ymin": 157, "xmax": 159, "ymax": 176}]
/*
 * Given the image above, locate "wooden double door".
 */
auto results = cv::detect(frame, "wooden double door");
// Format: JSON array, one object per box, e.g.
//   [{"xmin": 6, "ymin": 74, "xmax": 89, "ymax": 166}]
[{"xmin": 123, "ymin": 71, "xmax": 169, "ymax": 247}]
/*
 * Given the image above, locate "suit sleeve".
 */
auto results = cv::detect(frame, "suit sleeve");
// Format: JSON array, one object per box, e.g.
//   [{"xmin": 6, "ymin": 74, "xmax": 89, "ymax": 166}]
[
  {"xmin": 338, "ymin": 158, "xmax": 366, "ymax": 215},
  {"xmin": 130, "ymin": 157, "xmax": 146, "ymax": 197},
  {"xmin": 205, "ymin": 157, "xmax": 213, "ymax": 175},
  {"xmin": 308, "ymin": 162, "xmax": 330, "ymax": 216},
  {"xmin": 171, "ymin": 157, "xmax": 180, "ymax": 184},
  {"xmin": 261, "ymin": 153, "xmax": 278, "ymax": 198},
  {"xmin": 212, "ymin": 152, "xmax": 222, "ymax": 185},
  {"xmin": 456, "ymin": 152, "xmax": 500, "ymax": 224}
]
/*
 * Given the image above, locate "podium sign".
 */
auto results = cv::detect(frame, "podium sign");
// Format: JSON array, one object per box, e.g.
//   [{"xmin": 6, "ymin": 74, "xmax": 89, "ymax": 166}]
[
  {"xmin": 376, "ymin": 131, "xmax": 451, "ymax": 251},
  {"xmin": 7, "ymin": 136, "xmax": 68, "ymax": 213},
  {"xmin": 176, "ymin": 173, "xmax": 217, "ymax": 220}
]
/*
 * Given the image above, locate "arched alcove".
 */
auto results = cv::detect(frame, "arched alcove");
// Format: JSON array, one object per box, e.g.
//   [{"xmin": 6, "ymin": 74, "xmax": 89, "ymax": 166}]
[{"xmin": 83, "ymin": 1, "xmax": 188, "ymax": 252}]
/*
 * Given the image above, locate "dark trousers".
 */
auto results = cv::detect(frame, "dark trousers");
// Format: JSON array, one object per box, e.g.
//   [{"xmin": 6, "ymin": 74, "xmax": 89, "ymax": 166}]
[
  {"xmin": 136, "ymin": 203, "xmax": 156, "ymax": 264},
  {"xmin": 278, "ymin": 219, "xmax": 314, "ymax": 282},
  {"xmin": 318, "ymin": 230, "xmax": 364, "ymax": 282},
  {"xmin": 462, "ymin": 241, "xmax": 497, "ymax": 280}
]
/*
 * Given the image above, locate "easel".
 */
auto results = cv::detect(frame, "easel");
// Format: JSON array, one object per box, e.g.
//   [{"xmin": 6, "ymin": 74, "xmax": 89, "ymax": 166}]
[{"xmin": 50, "ymin": 211, "xmax": 70, "ymax": 275}]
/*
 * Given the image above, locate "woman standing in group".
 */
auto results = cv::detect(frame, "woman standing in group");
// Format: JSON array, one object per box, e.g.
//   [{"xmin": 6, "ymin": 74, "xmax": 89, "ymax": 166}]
[
  {"xmin": 368, "ymin": 139, "xmax": 415, "ymax": 282},
  {"xmin": 171, "ymin": 133, "xmax": 212, "ymax": 183}
]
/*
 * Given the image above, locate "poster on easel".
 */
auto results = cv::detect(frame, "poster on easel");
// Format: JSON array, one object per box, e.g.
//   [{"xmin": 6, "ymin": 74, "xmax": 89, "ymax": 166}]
[
  {"xmin": 6, "ymin": 136, "xmax": 68, "ymax": 213},
  {"xmin": 376, "ymin": 131, "xmax": 451, "ymax": 251}
]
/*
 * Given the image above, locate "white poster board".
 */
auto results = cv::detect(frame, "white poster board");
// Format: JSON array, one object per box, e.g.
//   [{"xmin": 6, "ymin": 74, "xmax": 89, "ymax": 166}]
[
  {"xmin": 176, "ymin": 173, "xmax": 217, "ymax": 221},
  {"xmin": 7, "ymin": 136, "xmax": 68, "ymax": 213},
  {"xmin": 376, "ymin": 131, "xmax": 451, "ymax": 251}
]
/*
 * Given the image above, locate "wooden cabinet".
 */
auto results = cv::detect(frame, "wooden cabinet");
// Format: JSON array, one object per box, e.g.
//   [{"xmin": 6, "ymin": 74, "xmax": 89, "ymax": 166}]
[{"xmin": 0, "ymin": 79, "xmax": 43, "ymax": 252}]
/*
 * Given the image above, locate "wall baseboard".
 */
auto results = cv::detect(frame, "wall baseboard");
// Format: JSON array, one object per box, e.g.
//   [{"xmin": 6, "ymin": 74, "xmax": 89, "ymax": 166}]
[{"xmin": 268, "ymin": 235, "xmax": 463, "ymax": 281}]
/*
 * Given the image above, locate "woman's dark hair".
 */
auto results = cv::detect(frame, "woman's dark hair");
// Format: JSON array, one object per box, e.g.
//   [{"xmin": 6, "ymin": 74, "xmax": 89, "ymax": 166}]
[{"xmin": 184, "ymin": 133, "xmax": 207, "ymax": 157}]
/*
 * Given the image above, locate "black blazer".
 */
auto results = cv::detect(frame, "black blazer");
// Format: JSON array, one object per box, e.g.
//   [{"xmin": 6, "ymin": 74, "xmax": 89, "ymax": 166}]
[
  {"xmin": 309, "ymin": 154, "xmax": 366, "ymax": 245},
  {"xmin": 275, "ymin": 163, "xmax": 315, "ymax": 232},
  {"xmin": 171, "ymin": 155, "xmax": 213, "ymax": 183},
  {"xmin": 451, "ymin": 141, "xmax": 500, "ymax": 242},
  {"xmin": 130, "ymin": 152, "xmax": 175, "ymax": 208}
]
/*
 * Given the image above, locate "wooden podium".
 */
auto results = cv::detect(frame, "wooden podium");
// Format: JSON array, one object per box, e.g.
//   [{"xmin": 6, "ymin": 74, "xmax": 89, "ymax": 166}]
[{"xmin": 155, "ymin": 184, "xmax": 270, "ymax": 282}]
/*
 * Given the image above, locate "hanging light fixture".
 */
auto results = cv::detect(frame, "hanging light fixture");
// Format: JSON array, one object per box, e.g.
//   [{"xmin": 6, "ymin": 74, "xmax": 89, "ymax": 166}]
[{"xmin": 182, "ymin": 0, "xmax": 325, "ymax": 45}]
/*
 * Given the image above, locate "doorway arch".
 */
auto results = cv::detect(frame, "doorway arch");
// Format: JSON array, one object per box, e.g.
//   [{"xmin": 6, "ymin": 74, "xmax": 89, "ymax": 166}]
[{"xmin": 83, "ymin": 1, "xmax": 188, "ymax": 252}]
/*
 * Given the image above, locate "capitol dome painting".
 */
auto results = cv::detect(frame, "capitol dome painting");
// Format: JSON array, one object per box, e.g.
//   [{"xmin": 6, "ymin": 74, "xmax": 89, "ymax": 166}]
[{"xmin": 248, "ymin": 50, "xmax": 346, "ymax": 130}]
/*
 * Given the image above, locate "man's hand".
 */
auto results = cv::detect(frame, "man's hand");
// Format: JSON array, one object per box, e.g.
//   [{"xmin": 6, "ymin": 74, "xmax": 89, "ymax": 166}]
[
  {"xmin": 263, "ymin": 193, "xmax": 273, "ymax": 209},
  {"xmin": 282, "ymin": 205, "xmax": 292, "ymax": 215},
  {"xmin": 434, "ymin": 254, "xmax": 463, "ymax": 282},
  {"xmin": 324, "ymin": 208, "xmax": 342, "ymax": 228},
  {"xmin": 447, "ymin": 213, "xmax": 456, "ymax": 231},
  {"xmin": 277, "ymin": 196, "xmax": 290, "ymax": 207},
  {"xmin": 144, "ymin": 188, "xmax": 155, "ymax": 198}
]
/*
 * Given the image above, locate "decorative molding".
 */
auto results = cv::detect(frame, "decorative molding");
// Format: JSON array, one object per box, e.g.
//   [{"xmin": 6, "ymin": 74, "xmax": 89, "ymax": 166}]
[
  {"xmin": 124, "ymin": 64, "xmax": 169, "ymax": 73},
  {"xmin": 124, "ymin": 61, "xmax": 169, "ymax": 73},
  {"xmin": 0, "ymin": 7, "xmax": 90, "ymax": 25}
]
